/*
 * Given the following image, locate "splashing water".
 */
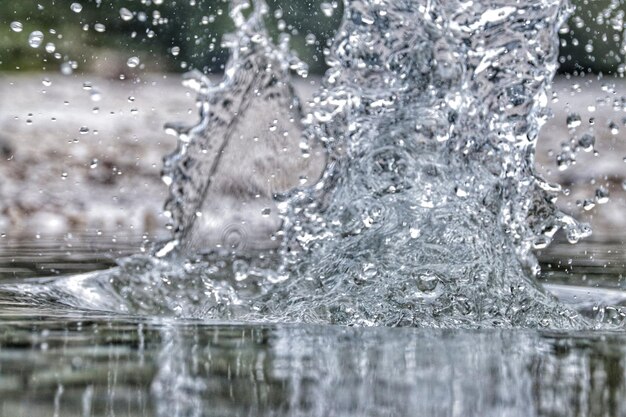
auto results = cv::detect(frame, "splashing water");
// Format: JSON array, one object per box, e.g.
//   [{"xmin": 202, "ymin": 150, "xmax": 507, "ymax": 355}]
[
  {"xmin": 1, "ymin": 0, "xmax": 608, "ymax": 328},
  {"xmin": 260, "ymin": 0, "xmax": 593, "ymax": 327},
  {"xmin": 157, "ymin": 0, "xmax": 321, "ymax": 257}
]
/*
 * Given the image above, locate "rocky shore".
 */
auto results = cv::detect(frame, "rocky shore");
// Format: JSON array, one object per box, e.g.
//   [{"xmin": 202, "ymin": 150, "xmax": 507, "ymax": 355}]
[{"xmin": 0, "ymin": 73, "xmax": 624, "ymax": 245}]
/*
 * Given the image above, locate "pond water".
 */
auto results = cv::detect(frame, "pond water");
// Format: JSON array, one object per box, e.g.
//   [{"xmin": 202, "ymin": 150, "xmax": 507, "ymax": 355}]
[{"xmin": 0, "ymin": 238, "xmax": 624, "ymax": 416}]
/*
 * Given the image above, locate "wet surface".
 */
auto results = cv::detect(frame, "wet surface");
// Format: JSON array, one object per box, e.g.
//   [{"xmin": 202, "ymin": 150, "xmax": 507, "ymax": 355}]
[
  {"xmin": 1, "ymin": 311, "xmax": 626, "ymax": 416},
  {"xmin": 0, "ymin": 239, "xmax": 624, "ymax": 416}
]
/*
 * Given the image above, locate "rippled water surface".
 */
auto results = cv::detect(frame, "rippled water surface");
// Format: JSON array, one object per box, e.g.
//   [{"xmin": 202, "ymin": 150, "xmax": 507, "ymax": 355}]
[{"xmin": 0, "ymin": 239, "xmax": 624, "ymax": 416}]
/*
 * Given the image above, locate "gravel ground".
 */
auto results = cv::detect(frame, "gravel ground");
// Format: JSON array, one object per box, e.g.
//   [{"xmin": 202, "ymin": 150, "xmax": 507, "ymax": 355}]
[{"xmin": 0, "ymin": 73, "xmax": 624, "ymax": 245}]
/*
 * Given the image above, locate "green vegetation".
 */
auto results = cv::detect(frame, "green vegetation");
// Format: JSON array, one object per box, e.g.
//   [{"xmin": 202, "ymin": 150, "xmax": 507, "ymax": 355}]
[
  {"xmin": 559, "ymin": 0, "xmax": 625, "ymax": 75},
  {"xmin": 0, "ymin": 0, "xmax": 621, "ymax": 75},
  {"xmin": 0, "ymin": 0, "xmax": 340, "ymax": 74}
]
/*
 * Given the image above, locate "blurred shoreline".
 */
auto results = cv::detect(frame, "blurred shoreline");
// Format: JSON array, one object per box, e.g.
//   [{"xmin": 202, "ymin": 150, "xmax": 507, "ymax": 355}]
[{"xmin": 0, "ymin": 73, "xmax": 624, "ymax": 247}]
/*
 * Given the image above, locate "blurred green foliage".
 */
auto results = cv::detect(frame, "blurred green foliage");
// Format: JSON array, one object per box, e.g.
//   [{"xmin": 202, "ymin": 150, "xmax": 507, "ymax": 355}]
[
  {"xmin": 0, "ymin": 0, "xmax": 340, "ymax": 74},
  {"xmin": 559, "ymin": 0, "xmax": 625, "ymax": 75},
  {"xmin": 0, "ymin": 0, "xmax": 622, "ymax": 75}
]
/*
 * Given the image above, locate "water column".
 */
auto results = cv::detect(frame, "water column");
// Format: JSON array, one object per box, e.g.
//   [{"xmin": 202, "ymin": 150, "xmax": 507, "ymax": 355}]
[{"xmin": 270, "ymin": 0, "xmax": 588, "ymax": 327}]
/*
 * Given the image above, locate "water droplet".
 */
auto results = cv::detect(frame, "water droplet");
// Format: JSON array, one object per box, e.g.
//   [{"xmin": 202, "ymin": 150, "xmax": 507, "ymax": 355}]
[
  {"xmin": 532, "ymin": 236, "xmax": 550, "ymax": 250},
  {"xmin": 261, "ymin": 208, "xmax": 271, "ymax": 217},
  {"xmin": 10, "ymin": 22, "xmax": 23, "ymax": 33},
  {"xmin": 582, "ymin": 199, "xmax": 595, "ymax": 211},
  {"xmin": 42, "ymin": 78, "xmax": 52, "ymax": 87},
  {"xmin": 45, "ymin": 42, "xmax": 56, "ymax": 53},
  {"xmin": 171, "ymin": 46, "xmax": 181, "ymax": 57},
  {"xmin": 60, "ymin": 62, "xmax": 73, "ymax": 75},
  {"xmin": 79, "ymin": 127, "xmax": 90, "ymax": 135},
  {"xmin": 577, "ymin": 133, "xmax": 595, "ymax": 152},
  {"xmin": 305, "ymin": 33, "xmax": 317, "ymax": 45},
  {"xmin": 90, "ymin": 159, "xmax": 98, "ymax": 169},
  {"xmin": 566, "ymin": 113, "xmax": 582, "ymax": 129},
  {"xmin": 556, "ymin": 150, "xmax": 575, "ymax": 171},
  {"xmin": 609, "ymin": 121, "xmax": 620, "ymax": 135},
  {"xmin": 320, "ymin": 2, "xmax": 335, "ymax": 17},
  {"xmin": 70, "ymin": 3, "xmax": 83, "ymax": 13},
  {"xmin": 90, "ymin": 90, "xmax": 102, "ymax": 102},
  {"xmin": 28, "ymin": 31, "xmax": 44, "ymax": 48},
  {"xmin": 127, "ymin": 57, "xmax": 140, "ymax": 68},
  {"xmin": 455, "ymin": 187, "xmax": 468, "ymax": 197},
  {"xmin": 61, "ymin": 172, "xmax": 68, "ymax": 180},
  {"xmin": 94, "ymin": 23, "xmax": 106, "ymax": 33},
  {"xmin": 119, "ymin": 7, "xmax": 134, "ymax": 21},
  {"xmin": 416, "ymin": 272, "xmax": 439, "ymax": 292},
  {"xmin": 595, "ymin": 187, "xmax": 610, "ymax": 204}
]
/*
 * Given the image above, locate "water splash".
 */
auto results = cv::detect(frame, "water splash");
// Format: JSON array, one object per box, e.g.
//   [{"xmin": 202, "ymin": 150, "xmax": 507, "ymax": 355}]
[
  {"xmin": 265, "ymin": 0, "xmax": 592, "ymax": 327},
  {"xmin": 0, "ymin": 0, "xmax": 608, "ymax": 329},
  {"xmin": 157, "ymin": 0, "xmax": 321, "ymax": 257}
]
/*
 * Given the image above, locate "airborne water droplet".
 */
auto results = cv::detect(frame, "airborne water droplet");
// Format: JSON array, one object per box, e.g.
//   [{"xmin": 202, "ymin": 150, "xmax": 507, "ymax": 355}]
[
  {"xmin": 119, "ymin": 7, "xmax": 134, "ymax": 21},
  {"xmin": 566, "ymin": 113, "xmax": 582, "ymax": 129},
  {"xmin": 90, "ymin": 91, "xmax": 102, "ymax": 102},
  {"xmin": 60, "ymin": 62, "xmax": 73, "ymax": 75},
  {"xmin": 577, "ymin": 133, "xmax": 595, "ymax": 152},
  {"xmin": 10, "ymin": 22, "xmax": 23, "ymax": 33},
  {"xmin": 305, "ymin": 34, "xmax": 316, "ymax": 45},
  {"xmin": 127, "ymin": 57, "xmax": 140, "ymax": 68},
  {"xmin": 28, "ymin": 31, "xmax": 44, "ymax": 48},
  {"xmin": 582, "ymin": 199, "xmax": 595, "ymax": 211},
  {"xmin": 320, "ymin": 2, "xmax": 334, "ymax": 17},
  {"xmin": 595, "ymin": 187, "xmax": 610, "ymax": 204}
]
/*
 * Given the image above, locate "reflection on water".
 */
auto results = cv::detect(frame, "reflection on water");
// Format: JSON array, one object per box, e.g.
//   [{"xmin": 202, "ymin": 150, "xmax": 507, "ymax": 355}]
[
  {"xmin": 0, "ymin": 239, "xmax": 625, "ymax": 416},
  {"xmin": 1, "ymin": 312, "xmax": 626, "ymax": 417}
]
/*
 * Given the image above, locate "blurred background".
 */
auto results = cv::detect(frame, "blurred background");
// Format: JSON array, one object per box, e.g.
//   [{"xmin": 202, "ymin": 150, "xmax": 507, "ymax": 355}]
[
  {"xmin": 0, "ymin": 0, "xmax": 341, "ymax": 76},
  {"xmin": 0, "ymin": 0, "xmax": 624, "ymax": 264},
  {"xmin": 0, "ymin": 0, "xmax": 622, "ymax": 76}
]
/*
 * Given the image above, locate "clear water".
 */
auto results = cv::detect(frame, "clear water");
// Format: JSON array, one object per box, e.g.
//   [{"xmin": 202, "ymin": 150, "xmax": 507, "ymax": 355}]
[
  {"xmin": 1, "ymin": 0, "xmax": 605, "ymax": 328},
  {"xmin": 2, "ymin": 0, "xmax": 626, "ymax": 414},
  {"xmin": 0, "ymin": 239, "xmax": 625, "ymax": 416}
]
